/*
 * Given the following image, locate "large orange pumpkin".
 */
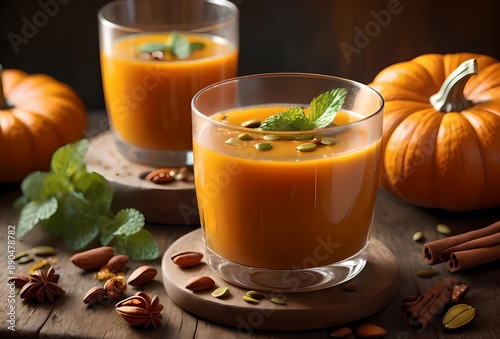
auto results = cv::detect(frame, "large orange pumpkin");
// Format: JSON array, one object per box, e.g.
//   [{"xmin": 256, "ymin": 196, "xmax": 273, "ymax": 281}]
[
  {"xmin": 370, "ymin": 53, "xmax": 500, "ymax": 211},
  {"xmin": 0, "ymin": 66, "xmax": 87, "ymax": 183}
]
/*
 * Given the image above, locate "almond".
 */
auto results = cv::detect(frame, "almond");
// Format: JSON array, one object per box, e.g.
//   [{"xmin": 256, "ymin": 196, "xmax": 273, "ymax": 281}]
[
  {"xmin": 101, "ymin": 254, "xmax": 129, "ymax": 273},
  {"xmin": 184, "ymin": 275, "xmax": 215, "ymax": 292},
  {"xmin": 145, "ymin": 168, "xmax": 176, "ymax": 183},
  {"xmin": 83, "ymin": 286, "xmax": 106, "ymax": 304},
  {"xmin": 330, "ymin": 327, "xmax": 353, "ymax": 338},
  {"xmin": 171, "ymin": 251, "xmax": 203, "ymax": 268},
  {"xmin": 127, "ymin": 265, "xmax": 157, "ymax": 287},
  {"xmin": 70, "ymin": 246, "xmax": 115, "ymax": 270},
  {"xmin": 355, "ymin": 324, "xmax": 387, "ymax": 338}
]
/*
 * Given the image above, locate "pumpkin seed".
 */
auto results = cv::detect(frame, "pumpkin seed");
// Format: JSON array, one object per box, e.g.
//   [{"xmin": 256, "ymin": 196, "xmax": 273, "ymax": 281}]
[
  {"xmin": 211, "ymin": 286, "xmax": 230, "ymax": 298},
  {"xmin": 437, "ymin": 223, "xmax": 452, "ymax": 235},
  {"xmin": 225, "ymin": 138, "xmax": 240, "ymax": 146},
  {"xmin": 416, "ymin": 268, "xmax": 438, "ymax": 278},
  {"xmin": 342, "ymin": 281, "xmax": 358, "ymax": 291},
  {"xmin": 263, "ymin": 134, "xmax": 280, "ymax": 141},
  {"xmin": 243, "ymin": 295, "xmax": 260, "ymax": 304},
  {"xmin": 14, "ymin": 250, "xmax": 31, "ymax": 260},
  {"xmin": 296, "ymin": 142, "xmax": 317, "ymax": 152},
  {"xmin": 245, "ymin": 290, "xmax": 265, "ymax": 300},
  {"xmin": 30, "ymin": 246, "xmax": 56, "ymax": 256},
  {"xmin": 413, "ymin": 231, "xmax": 425, "ymax": 242},
  {"xmin": 241, "ymin": 118, "xmax": 261, "ymax": 128},
  {"xmin": 442, "ymin": 304, "xmax": 475, "ymax": 329},
  {"xmin": 271, "ymin": 297, "xmax": 287, "ymax": 305},
  {"xmin": 213, "ymin": 113, "xmax": 226, "ymax": 121},
  {"xmin": 320, "ymin": 137, "xmax": 339, "ymax": 146},
  {"xmin": 255, "ymin": 142, "xmax": 272, "ymax": 151},
  {"xmin": 238, "ymin": 133, "xmax": 253, "ymax": 140},
  {"xmin": 18, "ymin": 256, "xmax": 34, "ymax": 264}
]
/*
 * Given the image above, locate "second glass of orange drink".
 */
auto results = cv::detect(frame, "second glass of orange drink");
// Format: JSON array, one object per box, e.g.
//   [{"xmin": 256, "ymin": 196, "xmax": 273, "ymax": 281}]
[
  {"xmin": 192, "ymin": 73, "xmax": 384, "ymax": 292},
  {"xmin": 98, "ymin": 0, "xmax": 238, "ymax": 166}
]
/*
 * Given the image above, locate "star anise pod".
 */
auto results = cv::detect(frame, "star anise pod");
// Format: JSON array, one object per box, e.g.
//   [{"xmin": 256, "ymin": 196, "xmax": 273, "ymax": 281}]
[
  {"xmin": 19, "ymin": 266, "xmax": 65, "ymax": 303},
  {"xmin": 115, "ymin": 291, "xmax": 163, "ymax": 328}
]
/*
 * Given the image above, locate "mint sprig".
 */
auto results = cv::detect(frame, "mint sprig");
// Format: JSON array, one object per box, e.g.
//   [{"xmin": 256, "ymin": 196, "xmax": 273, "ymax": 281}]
[
  {"xmin": 138, "ymin": 31, "xmax": 205, "ymax": 59},
  {"xmin": 14, "ymin": 139, "xmax": 159, "ymax": 261},
  {"xmin": 259, "ymin": 88, "xmax": 347, "ymax": 131}
]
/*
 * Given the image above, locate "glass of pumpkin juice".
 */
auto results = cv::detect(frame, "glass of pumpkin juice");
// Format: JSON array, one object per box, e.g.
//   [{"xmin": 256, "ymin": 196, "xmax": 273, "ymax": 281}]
[
  {"xmin": 98, "ymin": 0, "xmax": 238, "ymax": 166},
  {"xmin": 192, "ymin": 73, "xmax": 384, "ymax": 292}
]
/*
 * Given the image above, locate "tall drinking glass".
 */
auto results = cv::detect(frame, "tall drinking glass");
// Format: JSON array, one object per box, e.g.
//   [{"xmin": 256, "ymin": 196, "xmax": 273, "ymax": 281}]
[
  {"xmin": 192, "ymin": 73, "xmax": 384, "ymax": 292},
  {"xmin": 98, "ymin": 0, "xmax": 238, "ymax": 166}
]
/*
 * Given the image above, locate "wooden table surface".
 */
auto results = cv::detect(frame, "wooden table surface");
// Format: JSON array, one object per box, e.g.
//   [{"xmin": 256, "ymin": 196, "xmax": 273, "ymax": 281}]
[{"xmin": 1, "ymin": 112, "xmax": 499, "ymax": 339}]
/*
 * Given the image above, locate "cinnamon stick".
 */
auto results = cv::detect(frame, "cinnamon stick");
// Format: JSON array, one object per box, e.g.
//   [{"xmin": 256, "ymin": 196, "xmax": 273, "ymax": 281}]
[
  {"xmin": 402, "ymin": 278, "xmax": 467, "ymax": 330},
  {"xmin": 423, "ymin": 221, "xmax": 500, "ymax": 265},
  {"xmin": 448, "ymin": 243, "xmax": 500, "ymax": 272}
]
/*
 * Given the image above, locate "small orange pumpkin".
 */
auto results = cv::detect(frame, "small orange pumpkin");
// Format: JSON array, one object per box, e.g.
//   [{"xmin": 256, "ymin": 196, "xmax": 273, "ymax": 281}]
[
  {"xmin": 370, "ymin": 53, "xmax": 500, "ymax": 211},
  {"xmin": 0, "ymin": 66, "xmax": 87, "ymax": 183}
]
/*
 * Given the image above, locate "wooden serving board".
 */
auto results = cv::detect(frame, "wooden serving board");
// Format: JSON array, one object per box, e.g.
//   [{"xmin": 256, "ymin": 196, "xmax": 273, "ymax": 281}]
[
  {"xmin": 85, "ymin": 131, "xmax": 199, "ymax": 225},
  {"xmin": 162, "ymin": 229, "xmax": 399, "ymax": 331}
]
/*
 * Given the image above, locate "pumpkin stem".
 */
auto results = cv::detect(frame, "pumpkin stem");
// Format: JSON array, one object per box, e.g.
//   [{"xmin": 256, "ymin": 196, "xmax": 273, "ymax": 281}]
[
  {"xmin": 0, "ymin": 65, "xmax": 12, "ymax": 110},
  {"xmin": 430, "ymin": 58, "xmax": 478, "ymax": 113}
]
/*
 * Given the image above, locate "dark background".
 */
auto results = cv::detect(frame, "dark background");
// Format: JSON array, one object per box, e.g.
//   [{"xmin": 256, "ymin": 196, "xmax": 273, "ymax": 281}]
[{"xmin": 1, "ymin": 0, "xmax": 499, "ymax": 111}]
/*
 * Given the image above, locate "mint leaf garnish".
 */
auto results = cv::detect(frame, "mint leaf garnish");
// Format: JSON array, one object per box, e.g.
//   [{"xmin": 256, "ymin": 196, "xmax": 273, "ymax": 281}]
[
  {"xmin": 17, "ymin": 197, "xmax": 58, "ymax": 239},
  {"xmin": 258, "ymin": 88, "xmax": 347, "ymax": 131},
  {"xmin": 113, "ymin": 208, "xmax": 145, "ymax": 236},
  {"xmin": 15, "ymin": 139, "xmax": 159, "ymax": 260},
  {"xmin": 114, "ymin": 229, "xmax": 160, "ymax": 261},
  {"xmin": 63, "ymin": 216, "xmax": 100, "ymax": 251},
  {"xmin": 98, "ymin": 216, "xmax": 117, "ymax": 246},
  {"xmin": 190, "ymin": 42, "xmax": 205, "ymax": 52},
  {"xmin": 50, "ymin": 139, "xmax": 88, "ymax": 179},
  {"xmin": 259, "ymin": 107, "xmax": 314, "ymax": 131},
  {"xmin": 138, "ymin": 32, "xmax": 205, "ymax": 59},
  {"xmin": 168, "ymin": 32, "xmax": 191, "ymax": 59},
  {"xmin": 309, "ymin": 88, "xmax": 347, "ymax": 129},
  {"xmin": 20, "ymin": 172, "xmax": 65, "ymax": 201},
  {"xmin": 72, "ymin": 171, "xmax": 113, "ymax": 213}
]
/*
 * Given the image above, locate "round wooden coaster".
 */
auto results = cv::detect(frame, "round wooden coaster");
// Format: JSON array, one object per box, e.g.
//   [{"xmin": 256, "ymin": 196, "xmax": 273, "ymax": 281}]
[
  {"xmin": 85, "ymin": 131, "xmax": 199, "ymax": 225},
  {"xmin": 162, "ymin": 229, "xmax": 399, "ymax": 331}
]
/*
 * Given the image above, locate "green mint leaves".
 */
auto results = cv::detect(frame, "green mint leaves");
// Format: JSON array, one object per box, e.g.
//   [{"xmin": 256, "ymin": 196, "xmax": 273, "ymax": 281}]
[
  {"xmin": 259, "ymin": 88, "xmax": 347, "ymax": 131},
  {"xmin": 138, "ymin": 31, "xmax": 205, "ymax": 59},
  {"xmin": 259, "ymin": 107, "xmax": 313, "ymax": 131},
  {"xmin": 14, "ymin": 139, "xmax": 159, "ymax": 261}
]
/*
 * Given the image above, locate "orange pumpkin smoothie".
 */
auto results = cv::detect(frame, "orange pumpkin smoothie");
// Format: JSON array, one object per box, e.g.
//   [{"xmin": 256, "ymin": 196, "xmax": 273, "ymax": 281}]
[
  {"xmin": 100, "ymin": 32, "xmax": 238, "ymax": 151},
  {"xmin": 193, "ymin": 107, "xmax": 382, "ymax": 270}
]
